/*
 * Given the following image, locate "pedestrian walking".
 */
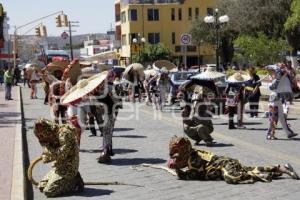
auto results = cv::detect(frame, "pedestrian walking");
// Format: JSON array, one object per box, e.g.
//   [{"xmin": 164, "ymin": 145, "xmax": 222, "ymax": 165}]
[
  {"xmin": 4, "ymin": 66, "xmax": 14, "ymax": 100},
  {"xmin": 265, "ymin": 64, "xmax": 297, "ymax": 139},
  {"xmin": 246, "ymin": 66, "xmax": 261, "ymax": 118}
]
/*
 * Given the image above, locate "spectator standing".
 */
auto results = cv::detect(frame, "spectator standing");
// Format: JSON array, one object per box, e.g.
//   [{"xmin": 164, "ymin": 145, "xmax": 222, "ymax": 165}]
[
  {"xmin": 246, "ymin": 66, "xmax": 261, "ymax": 117},
  {"xmin": 4, "ymin": 67, "xmax": 14, "ymax": 100}
]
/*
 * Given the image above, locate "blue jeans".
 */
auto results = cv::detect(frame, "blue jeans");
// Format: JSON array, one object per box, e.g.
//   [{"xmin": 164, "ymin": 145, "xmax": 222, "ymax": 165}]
[{"xmin": 5, "ymin": 83, "xmax": 12, "ymax": 100}]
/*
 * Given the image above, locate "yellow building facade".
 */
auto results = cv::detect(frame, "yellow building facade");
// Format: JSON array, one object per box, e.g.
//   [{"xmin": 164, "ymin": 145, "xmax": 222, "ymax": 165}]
[{"xmin": 115, "ymin": 0, "xmax": 216, "ymax": 66}]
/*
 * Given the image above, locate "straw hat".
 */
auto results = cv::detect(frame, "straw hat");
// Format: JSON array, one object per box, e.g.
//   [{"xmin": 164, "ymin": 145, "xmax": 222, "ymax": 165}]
[
  {"xmin": 123, "ymin": 63, "xmax": 145, "ymax": 82},
  {"xmin": 153, "ymin": 60, "xmax": 177, "ymax": 71},
  {"xmin": 191, "ymin": 66, "xmax": 225, "ymax": 80},
  {"xmin": 61, "ymin": 71, "xmax": 108, "ymax": 105},
  {"xmin": 46, "ymin": 61, "xmax": 69, "ymax": 74},
  {"xmin": 62, "ymin": 60, "xmax": 82, "ymax": 85},
  {"xmin": 227, "ymin": 72, "xmax": 250, "ymax": 83}
]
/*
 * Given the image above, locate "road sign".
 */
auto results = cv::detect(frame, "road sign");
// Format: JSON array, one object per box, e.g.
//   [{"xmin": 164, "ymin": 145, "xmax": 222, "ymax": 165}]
[
  {"xmin": 180, "ymin": 34, "xmax": 192, "ymax": 45},
  {"xmin": 61, "ymin": 31, "xmax": 69, "ymax": 40}
]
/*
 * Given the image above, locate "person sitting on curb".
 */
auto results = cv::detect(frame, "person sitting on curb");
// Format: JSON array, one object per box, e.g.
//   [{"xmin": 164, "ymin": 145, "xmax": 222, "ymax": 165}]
[{"xmin": 168, "ymin": 136, "xmax": 299, "ymax": 183}]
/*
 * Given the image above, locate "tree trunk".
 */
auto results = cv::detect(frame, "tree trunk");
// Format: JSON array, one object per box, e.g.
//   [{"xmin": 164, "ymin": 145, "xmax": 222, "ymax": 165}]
[{"xmin": 290, "ymin": 48, "xmax": 299, "ymax": 69}]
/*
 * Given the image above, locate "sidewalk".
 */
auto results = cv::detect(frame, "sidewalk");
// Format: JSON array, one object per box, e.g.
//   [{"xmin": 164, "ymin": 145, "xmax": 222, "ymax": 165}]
[{"xmin": 0, "ymin": 86, "xmax": 22, "ymax": 200}]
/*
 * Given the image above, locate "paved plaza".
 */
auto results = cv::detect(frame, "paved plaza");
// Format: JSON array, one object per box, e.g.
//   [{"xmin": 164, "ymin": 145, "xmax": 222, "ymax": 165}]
[{"xmin": 21, "ymin": 86, "xmax": 300, "ymax": 200}]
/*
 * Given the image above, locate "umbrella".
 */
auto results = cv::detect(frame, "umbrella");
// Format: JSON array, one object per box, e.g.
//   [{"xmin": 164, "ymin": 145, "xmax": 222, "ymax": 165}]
[
  {"xmin": 191, "ymin": 66, "xmax": 225, "ymax": 81},
  {"xmin": 61, "ymin": 71, "xmax": 108, "ymax": 105}
]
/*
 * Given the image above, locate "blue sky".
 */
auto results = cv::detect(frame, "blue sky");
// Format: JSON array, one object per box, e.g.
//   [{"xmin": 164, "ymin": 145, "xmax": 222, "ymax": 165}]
[{"xmin": 1, "ymin": 0, "xmax": 115, "ymax": 36}]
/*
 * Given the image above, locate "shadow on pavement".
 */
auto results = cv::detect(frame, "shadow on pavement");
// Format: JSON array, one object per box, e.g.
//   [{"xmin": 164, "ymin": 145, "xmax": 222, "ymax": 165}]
[
  {"xmin": 80, "ymin": 148, "xmax": 138, "ymax": 155},
  {"xmin": 109, "ymin": 158, "xmax": 166, "ymax": 166},
  {"xmin": 113, "ymin": 135, "xmax": 147, "ymax": 139},
  {"xmin": 113, "ymin": 128, "xmax": 135, "ymax": 132},
  {"xmin": 245, "ymin": 128, "xmax": 268, "ymax": 131},
  {"xmin": 63, "ymin": 188, "xmax": 114, "ymax": 198}
]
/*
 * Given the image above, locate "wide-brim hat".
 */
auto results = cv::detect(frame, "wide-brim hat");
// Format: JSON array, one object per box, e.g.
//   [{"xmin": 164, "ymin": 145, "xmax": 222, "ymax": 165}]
[
  {"xmin": 227, "ymin": 72, "xmax": 250, "ymax": 83},
  {"xmin": 153, "ymin": 60, "xmax": 177, "ymax": 71},
  {"xmin": 46, "ymin": 61, "xmax": 69, "ymax": 74},
  {"xmin": 191, "ymin": 66, "xmax": 225, "ymax": 81},
  {"xmin": 61, "ymin": 71, "xmax": 108, "ymax": 105},
  {"xmin": 63, "ymin": 60, "xmax": 82, "ymax": 85},
  {"xmin": 123, "ymin": 63, "xmax": 145, "ymax": 82},
  {"xmin": 80, "ymin": 67, "xmax": 99, "ymax": 79}
]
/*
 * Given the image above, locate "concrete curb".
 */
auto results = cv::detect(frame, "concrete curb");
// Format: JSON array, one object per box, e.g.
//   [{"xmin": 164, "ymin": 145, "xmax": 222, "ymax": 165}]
[{"xmin": 11, "ymin": 86, "xmax": 26, "ymax": 200}]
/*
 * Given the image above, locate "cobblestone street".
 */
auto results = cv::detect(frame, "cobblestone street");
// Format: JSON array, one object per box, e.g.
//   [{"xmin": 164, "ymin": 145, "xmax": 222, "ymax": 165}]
[{"xmin": 23, "ymin": 86, "xmax": 300, "ymax": 200}]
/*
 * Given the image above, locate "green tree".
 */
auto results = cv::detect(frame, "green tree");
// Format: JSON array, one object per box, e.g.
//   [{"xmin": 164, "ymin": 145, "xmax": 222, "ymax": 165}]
[
  {"xmin": 234, "ymin": 33, "xmax": 291, "ymax": 66},
  {"xmin": 133, "ymin": 43, "xmax": 172, "ymax": 63},
  {"xmin": 218, "ymin": 0, "xmax": 300, "ymax": 67}
]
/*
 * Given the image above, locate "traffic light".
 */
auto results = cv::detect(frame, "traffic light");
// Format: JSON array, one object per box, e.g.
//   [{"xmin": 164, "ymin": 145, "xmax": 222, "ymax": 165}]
[
  {"xmin": 63, "ymin": 14, "xmax": 69, "ymax": 27},
  {"xmin": 55, "ymin": 15, "xmax": 62, "ymax": 27},
  {"xmin": 41, "ymin": 26, "xmax": 47, "ymax": 37},
  {"xmin": 35, "ymin": 27, "xmax": 41, "ymax": 37}
]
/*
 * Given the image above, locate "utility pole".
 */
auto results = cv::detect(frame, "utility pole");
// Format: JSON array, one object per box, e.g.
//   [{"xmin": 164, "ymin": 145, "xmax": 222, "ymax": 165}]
[{"xmin": 68, "ymin": 21, "xmax": 73, "ymax": 60}]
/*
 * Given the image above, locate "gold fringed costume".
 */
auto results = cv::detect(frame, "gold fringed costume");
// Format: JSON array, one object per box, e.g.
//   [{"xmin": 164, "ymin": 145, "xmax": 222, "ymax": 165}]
[{"xmin": 33, "ymin": 118, "xmax": 84, "ymax": 197}]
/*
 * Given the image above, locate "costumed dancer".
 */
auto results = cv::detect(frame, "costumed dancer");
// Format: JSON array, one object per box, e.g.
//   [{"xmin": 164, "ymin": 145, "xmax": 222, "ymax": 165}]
[
  {"xmin": 265, "ymin": 65, "xmax": 297, "ymax": 139},
  {"xmin": 63, "ymin": 60, "xmax": 83, "ymax": 145},
  {"xmin": 168, "ymin": 136, "xmax": 299, "ymax": 183},
  {"xmin": 123, "ymin": 63, "xmax": 145, "ymax": 103},
  {"xmin": 156, "ymin": 67, "xmax": 170, "ymax": 110},
  {"xmin": 178, "ymin": 80, "xmax": 216, "ymax": 146},
  {"xmin": 225, "ymin": 72, "xmax": 249, "ymax": 129},
  {"xmin": 49, "ymin": 81, "xmax": 67, "ymax": 124},
  {"xmin": 33, "ymin": 118, "xmax": 84, "ymax": 197},
  {"xmin": 266, "ymin": 92, "xmax": 279, "ymax": 140},
  {"xmin": 61, "ymin": 71, "xmax": 120, "ymax": 163},
  {"xmin": 29, "ymin": 67, "xmax": 41, "ymax": 99},
  {"xmin": 94, "ymin": 69, "xmax": 123, "ymax": 163}
]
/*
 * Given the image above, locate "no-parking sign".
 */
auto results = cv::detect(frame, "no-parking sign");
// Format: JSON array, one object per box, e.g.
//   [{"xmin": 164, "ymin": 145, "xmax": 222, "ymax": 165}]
[
  {"xmin": 180, "ymin": 34, "xmax": 192, "ymax": 45},
  {"xmin": 61, "ymin": 31, "xmax": 69, "ymax": 40}
]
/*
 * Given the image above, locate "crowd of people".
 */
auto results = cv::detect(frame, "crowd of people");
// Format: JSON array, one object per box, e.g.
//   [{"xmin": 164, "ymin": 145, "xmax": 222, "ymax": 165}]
[{"xmin": 5, "ymin": 58, "xmax": 299, "ymax": 197}]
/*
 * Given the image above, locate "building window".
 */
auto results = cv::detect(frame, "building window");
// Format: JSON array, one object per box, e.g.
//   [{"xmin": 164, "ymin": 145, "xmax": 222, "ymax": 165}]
[
  {"xmin": 195, "ymin": 8, "xmax": 199, "ymax": 19},
  {"xmin": 188, "ymin": 7, "xmax": 192, "ymax": 20},
  {"xmin": 148, "ymin": 33, "xmax": 160, "ymax": 44},
  {"xmin": 171, "ymin": 8, "xmax": 175, "ymax": 21},
  {"xmin": 148, "ymin": 8, "xmax": 159, "ymax": 21},
  {"xmin": 172, "ymin": 32, "xmax": 176, "ymax": 44},
  {"xmin": 178, "ymin": 8, "xmax": 182, "ymax": 21},
  {"xmin": 130, "ymin": 33, "xmax": 138, "ymax": 44},
  {"xmin": 121, "ymin": 34, "xmax": 127, "ymax": 45},
  {"xmin": 207, "ymin": 8, "xmax": 213, "ymax": 16},
  {"xmin": 129, "ymin": 9, "xmax": 137, "ymax": 21},
  {"xmin": 121, "ymin": 11, "xmax": 126, "ymax": 23}
]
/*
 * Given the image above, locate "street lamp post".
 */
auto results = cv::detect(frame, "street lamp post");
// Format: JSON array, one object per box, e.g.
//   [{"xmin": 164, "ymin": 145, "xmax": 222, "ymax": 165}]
[
  {"xmin": 204, "ymin": 8, "xmax": 229, "ymax": 71},
  {"xmin": 132, "ymin": 34, "xmax": 146, "ymax": 64}
]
